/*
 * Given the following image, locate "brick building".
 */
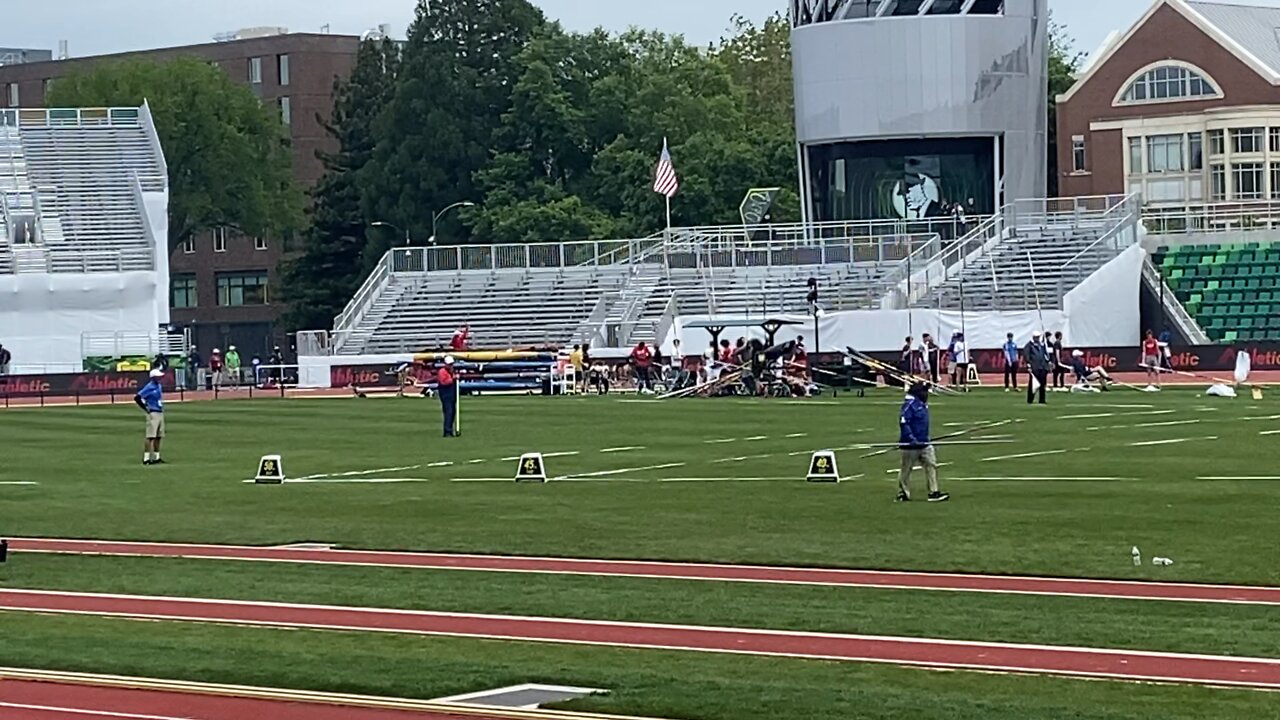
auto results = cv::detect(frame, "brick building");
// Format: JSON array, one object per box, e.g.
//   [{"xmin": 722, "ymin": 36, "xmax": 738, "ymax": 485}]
[
  {"xmin": 1057, "ymin": 0, "xmax": 1280, "ymax": 209},
  {"xmin": 0, "ymin": 31, "xmax": 361, "ymax": 354}
]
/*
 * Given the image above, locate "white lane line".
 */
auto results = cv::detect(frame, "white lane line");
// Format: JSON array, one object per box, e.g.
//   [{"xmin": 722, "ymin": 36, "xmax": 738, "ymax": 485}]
[
  {"xmin": 884, "ymin": 463, "xmax": 953, "ymax": 474},
  {"xmin": 1057, "ymin": 413, "xmax": 1113, "ymax": 420},
  {"xmin": 1261, "ymin": 429, "xmax": 1280, "ymax": 436},
  {"xmin": 0, "ymin": 702, "xmax": 186, "ymax": 720},
  {"xmin": 704, "ymin": 438, "xmax": 739, "ymax": 444},
  {"xmin": 335, "ymin": 465, "xmax": 421, "ymax": 477},
  {"xmin": 1243, "ymin": 414, "xmax": 1280, "ymax": 421},
  {"xmin": 600, "ymin": 446, "xmax": 646, "ymax": 453},
  {"xmin": 980, "ymin": 449, "xmax": 1068, "ymax": 463},
  {"xmin": 467, "ymin": 459, "xmax": 488, "ymax": 464},
  {"xmin": 712, "ymin": 454, "xmax": 776, "ymax": 464},
  {"xmin": 953, "ymin": 476, "xmax": 1136, "ymax": 481},
  {"xmin": 0, "ymin": 481, "xmax": 38, "ymax": 486},
  {"xmin": 1147, "ymin": 419, "xmax": 1203, "ymax": 428},
  {"xmin": 1198, "ymin": 476, "xmax": 1280, "ymax": 481},
  {"xmin": 426, "ymin": 461, "xmax": 454, "ymax": 468},
  {"xmin": 1129, "ymin": 436, "xmax": 1219, "ymax": 447},
  {"xmin": 785, "ymin": 433, "xmax": 809, "ymax": 438},
  {"xmin": 743, "ymin": 435, "xmax": 770, "ymax": 441},
  {"xmin": 555, "ymin": 462, "xmax": 686, "ymax": 480}
]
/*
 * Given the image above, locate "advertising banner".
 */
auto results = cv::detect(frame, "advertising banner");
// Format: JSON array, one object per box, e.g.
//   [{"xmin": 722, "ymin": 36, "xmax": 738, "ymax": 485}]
[{"xmin": 0, "ymin": 370, "xmax": 176, "ymax": 398}]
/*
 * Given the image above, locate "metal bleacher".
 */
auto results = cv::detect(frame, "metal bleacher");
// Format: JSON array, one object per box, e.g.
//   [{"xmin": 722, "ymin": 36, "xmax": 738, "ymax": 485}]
[
  {"xmin": 0, "ymin": 106, "xmax": 166, "ymax": 275},
  {"xmin": 331, "ymin": 220, "xmax": 956, "ymax": 354}
]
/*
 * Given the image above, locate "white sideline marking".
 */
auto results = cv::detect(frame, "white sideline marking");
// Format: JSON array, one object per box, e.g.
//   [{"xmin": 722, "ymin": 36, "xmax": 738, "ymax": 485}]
[
  {"xmin": 1243, "ymin": 414, "xmax": 1280, "ymax": 421},
  {"xmin": 600, "ymin": 446, "xmax": 646, "ymax": 453},
  {"xmin": 555, "ymin": 462, "xmax": 686, "ymax": 480},
  {"xmin": 953, "ymin": 476, "xmax": 1137, "ymax": 482},
  {"xmin": 704, "ymin": 438, "xmax": 739, "ymax": 444},
  {"xmin": 1129, "ymin": 436, "xmax": 1219, "ymax": 447},
  {"xmin": 0, "ymin": 703, "xmax": 185, "ymax": 720},
  {"xmin": 885, "ymin": 463, "xmax": 953, "ymax": 474},
  {"xmin": 712, "ymin": 454, "xmax": 777, "ymax": 464},
  {"xmin": 1261, "ymin": 429, "xmax": 1280, "ymax": 436},
  {"xmin": 426, "ymin": 461, "xmax": 454, "ymax": 468},
  {"xmin": 0, "ymin": 481, "xmax": 38, "ymax": 486},
  {"xmin": 785, "ymin": 433, "xmax": 809, "ymax": 438},
  {"xmin": 743, "ymin": 435, "xmax": 769, "ymax": 441},
  {"xmin": 1198, "ymin": 476, "xmax": 1280, "ymax": 481},
  {"xmin": 242, "ymin": 478, "xmax": 432, "ymax": 485},
  {"xmin": 980, "ymin": 449, "xmax": 1067, "ymax": 463},
  {"xmin": 295, "ymin": 465, "xmax": 423, "ymax": 481},
  {"xmin": 501, "ymin": 451, "xmax": 580, "ymax": 462},
  {"xmin": 1087, "ymin": 420, "xmax": 1202, "ymax": 431},
  {"xmin": 1057, "ymin": 413, "xmax": 1113, "ymax": 420},
  {"xmin": 467, "ymin": 459, "xmax": 488, "ymax": 464}
]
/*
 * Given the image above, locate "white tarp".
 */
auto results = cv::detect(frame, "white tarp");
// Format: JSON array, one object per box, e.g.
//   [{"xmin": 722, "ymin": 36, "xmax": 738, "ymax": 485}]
[
  {"xmin": 0, "ymin": 271, "xmax": 162, "ymax": 372},
  {"xmin": 1062, "ymin": 243, "xmax": 1143, "ymax": 349}
]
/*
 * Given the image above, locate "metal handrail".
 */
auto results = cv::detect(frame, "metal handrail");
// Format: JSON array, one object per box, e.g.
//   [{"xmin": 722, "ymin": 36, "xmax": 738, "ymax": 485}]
[{"xmin": 1058, "ymin": 195, "xmax": 1140, "ymax": 270}]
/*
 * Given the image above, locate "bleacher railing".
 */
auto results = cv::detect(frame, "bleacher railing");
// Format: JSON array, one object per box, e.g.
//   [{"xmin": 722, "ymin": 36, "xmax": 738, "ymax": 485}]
[
  {"xmin": 7, "ymin": 106, "xmax": 143, "ymax": 129},
  {"xmin": 138, "ymin": 101, "xmax": 169, "ymax": 190},
  {"xmin": 1141, "ymin": 201, "xmax": 1280, "ymax": 235}
]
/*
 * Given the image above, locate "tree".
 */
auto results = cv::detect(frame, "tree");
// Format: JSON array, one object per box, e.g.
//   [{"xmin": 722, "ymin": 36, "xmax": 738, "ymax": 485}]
[
  {"xmin": 1047, "ymin": 15, "xmax": 1086, "ymax": 196},
  {"xmin": 279, "ymin": 39, "xmax": 401, "ymax": 331},
  {"xmin": 46, "ymin": 56, "xmax": 304, "ymax": 252},
  {"xmin": 362, "ymin": 0, "xmax": 546, "ymax": 245}
]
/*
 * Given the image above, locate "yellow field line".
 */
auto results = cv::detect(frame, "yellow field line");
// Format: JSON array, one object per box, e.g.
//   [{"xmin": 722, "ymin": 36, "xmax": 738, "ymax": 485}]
[{"xmin": 0, "ymin": 667, "xmax": 668, "ymax": 720}]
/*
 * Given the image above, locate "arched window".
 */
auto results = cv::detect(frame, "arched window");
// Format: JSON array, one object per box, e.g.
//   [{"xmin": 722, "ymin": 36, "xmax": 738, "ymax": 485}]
[{"xmin": 1117, "ymin": 63, "xmax": 1220, "ymax": 105}]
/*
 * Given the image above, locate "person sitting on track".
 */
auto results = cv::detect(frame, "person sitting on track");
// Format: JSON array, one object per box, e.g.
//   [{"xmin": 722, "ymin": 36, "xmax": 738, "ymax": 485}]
[{"xmin": 1069, "ymin": 350, "xmax": 1113, "ymax": 392}]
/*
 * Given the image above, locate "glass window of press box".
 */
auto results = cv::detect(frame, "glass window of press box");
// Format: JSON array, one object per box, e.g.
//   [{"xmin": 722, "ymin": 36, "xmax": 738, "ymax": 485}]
[{"xmin": 807, "ymin": 137, "xmax": 997, "ymax": 222}]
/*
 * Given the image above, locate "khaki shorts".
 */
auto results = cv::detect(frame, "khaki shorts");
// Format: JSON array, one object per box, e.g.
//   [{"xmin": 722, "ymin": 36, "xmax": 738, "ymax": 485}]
[{"xmin": 145, "ymin": 412, "xmax": 166, "ymax": 439}]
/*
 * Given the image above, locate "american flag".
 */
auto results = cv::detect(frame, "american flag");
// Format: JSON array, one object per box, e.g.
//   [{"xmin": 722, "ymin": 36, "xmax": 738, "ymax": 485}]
[{"xmin": 652, "ymin": 138, "xmax": 679, "ymax": 198}]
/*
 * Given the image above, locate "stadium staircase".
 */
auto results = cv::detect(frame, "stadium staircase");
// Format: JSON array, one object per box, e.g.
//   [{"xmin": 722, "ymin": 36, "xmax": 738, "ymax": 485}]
[
  {"xmin": 1152, "ymin": 242, "xmax": 1280, "ymax": 342},
  {"xmin": 890, "ymin": 195, "xmax": 1141, "ymax": 311}
]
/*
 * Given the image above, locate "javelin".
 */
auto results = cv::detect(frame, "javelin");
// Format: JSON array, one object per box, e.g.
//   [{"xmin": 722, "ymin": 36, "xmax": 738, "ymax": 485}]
[
  {"xmin": 854, "ymin": 439, "xmax": 1015, "ymax": 449},
  {"xmin": 1055, "ymin": 361, "xmax": 1148, "ymax": 393},
  {"xmin": 1139, "ymin": 363, "xmax": 1237, "ymax": 387},
  {"xmin": 785, "ymin": 360, "xmax": 878, "ymax": 387},
  {"xmin": 845, "ymin": 348, "xmax": 959, "ymax": 394}
]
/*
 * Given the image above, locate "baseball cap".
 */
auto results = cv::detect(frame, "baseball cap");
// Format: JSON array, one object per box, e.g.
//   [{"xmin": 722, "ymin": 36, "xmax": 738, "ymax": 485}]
[
  {"xmin": 1073, "ymin": 349, "xmax": 1084, "ymax": 357},
  {"xmin": 444, "ymin": 355, "xmax": 455, "ymax": 365},
  {"xmin": 149, "ymin": 369, "xmax": 164, "ymax": 378}
]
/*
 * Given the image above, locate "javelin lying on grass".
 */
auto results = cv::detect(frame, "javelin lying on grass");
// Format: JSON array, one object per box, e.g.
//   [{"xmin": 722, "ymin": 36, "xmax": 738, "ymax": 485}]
[
  {"xmin": 657, "ymin": 362, "xmax": 747, "ymax": 399},
  {"xmin": 858, "ymin": 418, "xmax": 1014, "ymax": 458},
  {"xmin": 844, "ymin": 348, "xmax": 959, "ymax": 394},
  {"xmin": 785, "ymin": 360, "xmax": 878, "ymax": 387},
  {"xmin": 1140, "ymin": 363, "xmax": 1242, "ymax": 388}
]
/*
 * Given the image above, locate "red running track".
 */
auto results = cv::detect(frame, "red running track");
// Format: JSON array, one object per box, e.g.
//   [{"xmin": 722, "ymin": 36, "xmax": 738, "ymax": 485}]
[
  {"xmin": 12, "ymin": 537, "xmax": 1280, "ymax": 606},
  {"xmin": 0, "ymin": 679, "xmax": 511, "ymax": 720},
  {"xmin": 2, "ymin": 588, "xmax": 1280, "ymax": 690}
]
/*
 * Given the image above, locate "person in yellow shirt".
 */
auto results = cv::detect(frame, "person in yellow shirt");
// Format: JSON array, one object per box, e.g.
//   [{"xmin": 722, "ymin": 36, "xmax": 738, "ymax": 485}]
[{"xmin": 569, "ymin": 344, "xmax": 585, "ymax": 392}]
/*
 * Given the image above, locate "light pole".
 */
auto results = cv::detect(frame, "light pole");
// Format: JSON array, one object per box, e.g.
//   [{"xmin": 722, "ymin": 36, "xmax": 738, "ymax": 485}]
[
  {"xmin": 430, "ymin": 201, "xmax": 476, "ymax": 245},
  {"xmin": 369, "ymin": 221, "xmax": 410, "ymax": 246}
]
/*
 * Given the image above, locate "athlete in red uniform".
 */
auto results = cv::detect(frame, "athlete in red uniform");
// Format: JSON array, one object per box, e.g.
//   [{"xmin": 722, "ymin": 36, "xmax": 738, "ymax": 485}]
[
  {"xmin": 449, "ymin": 324, "xmax": 470, "ymax": 351},
  {"xmin": 631, "ymin": 342, "xmax": 654, "ymax": 393},
  {"xmin": 1141, "ymin": 330, "xmax": 1161, "ymax": 389}
]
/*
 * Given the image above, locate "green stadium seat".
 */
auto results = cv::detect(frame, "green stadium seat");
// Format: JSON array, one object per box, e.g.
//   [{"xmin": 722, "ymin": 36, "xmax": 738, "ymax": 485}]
[
  {"xmin": 1224, "ymin": 330, "xmax": 1238, "ymax": 342},
  {"xmin": 1240, "ymin": 317, "xmax": 1255, "ymax": 330},
  {"xmin": 1190, "ymin": 292, "xmax": 1203, "ymax": 304},
  {"xmin": 1170, "ymin": 269, "xmax": 1183, "ymax": 279},
  {"xmin": 1206, "ymin": 280, "xmax": 1220, "ymax": 291}
]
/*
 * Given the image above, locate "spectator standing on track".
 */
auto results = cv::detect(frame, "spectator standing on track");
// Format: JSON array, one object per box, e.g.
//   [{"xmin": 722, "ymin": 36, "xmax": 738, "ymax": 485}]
[
  {"xmin": 209, "ymin": 348, "xmax": 224, "ymax": 390},
  {"xmin": 186, "ymin": 347, "xmax": 202, "ymax": 391},
  {"xmin": 268, "ymin": 346, "xmax": 284, "ymax": 386},
  {"xmin": 916, "ymin": 334, "xmax": 934, "ymax": 384},
  {"xmin": 896, "ymin": 382, "xmax": 949, "ymax": 503},
  {"xmin": 899, "ymin": 336, "xmax": 914, "ymax": 378},
  {"xmin": 438, "ymin": 355, "xmax": 458, "ymax": 438},
  {"xmin": 951, "ymin": 332, "xmax": 970, "ymax": 391},
  {"xmin": 1050, "ymin": 331, "xmax": 1067, "ymax": 390},
  {"xmin": 1001, "ymin": 333, "xmax": 1020, "ymax": 391},
  {"xmin": 225, "ymin": 346, "xmax": 242, "ymax": 387},
  {"xmin": 133, "ymin": 369, "xmax": 166, "ymax": 465},
  {"xmin": 1025, "ymin": 331, "xmax": 1050, "ymax": 405},
  {"xmin": 0, "ymin": 343, "xmax": 11, "ymax": 375},
  {"xmin": 630, "ymin": 341, "xmax": 654, "ymax": 394},
  {"xmin": 569, "ymin": 344, "xmax": 585, "ymax": 392},
  {"xmin": 450, "ymin": 324, "xmax": 470, "ymax": 351},
  {"xmin": 152, "ymin": 352, "xmax": 169, "ymax": 373}
]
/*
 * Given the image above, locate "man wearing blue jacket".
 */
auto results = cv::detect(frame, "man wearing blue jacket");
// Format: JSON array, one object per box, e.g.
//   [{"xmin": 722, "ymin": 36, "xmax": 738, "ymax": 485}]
[
  {"xmin": 897, "ymin": 382, "xmax": 949, "ymax": 503},
  {"xmin": 1001, "ymin": 332, "xmax": 1020, "ymax": 391}
]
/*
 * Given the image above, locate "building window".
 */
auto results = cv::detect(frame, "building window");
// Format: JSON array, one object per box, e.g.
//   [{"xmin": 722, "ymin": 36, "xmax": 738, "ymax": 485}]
[
  {"xmin": 1271, "ymin": 164, "xmax": 1280, "ymax": 200},
  {"xmin": 5, "ymin": 83, "xmax": 17, "ymax": 107},
  {"xmin": 279, "ymin": 96, "xmax": 291, "ymax": 126},
  {"xmin": 171, "ymin": 276, "xmax": 198, "ymax": 309},
  {"xmin": 1210, "ymin": 164, "xmax": 1226, "ymax": 201},
  {"xmin": 1232, "ymin": 162, "xmax": 1264, "ymax": 200},
  {"xmin": 1189, "ymin": 132, "xmax": 1203, "ymax": 171},
  {"xmin": 1271, "ymin": 129, "xmax": 1280, "ymax": 154},
  {"xmin": 213, "ymin": 228, "xmax": 227, "ymax": 253},
  {"xmin": 278, "ymin": 54, "xmax": 290, "ymax": 86},
  {"xmin": 1128, "ymin": 137, "xmax": 1143, "ymax": 174},
  {"xmin": 1147, "ymin": 134, "xmax": 1185, "ymax": 173},
  {"xmin": 182, "ymin": 237, "xmax": 195, "ymax": 254},
  {"xmin": 1071, "ymin": 136, "xmax": 1086, "ymax": 172},
  {"xmin": 249, "ymin": 57, "xmax": 263, "ymax": 84},
  {"xmin": 254, "ymin": 236, "xmax": 267, "ymax": 251},
  {"xmin": 1118, "ymin": 63, "xmax": 1220, "ymax": 104},
  {"xmin": 1231, "ymin": 127, "xmax": 1264, "ymax": 154},
  {"xmin": 217, "ymin": 271, "xmax": 269, "ymax": 306},
  {"xmin": 1208, "ymin": 129, "xmax": 1225, "ymax": 156}
]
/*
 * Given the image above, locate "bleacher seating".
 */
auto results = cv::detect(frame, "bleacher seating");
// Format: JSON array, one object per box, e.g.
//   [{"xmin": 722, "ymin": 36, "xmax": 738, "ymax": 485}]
[{"xmin": 1153, "ymin": 242, "xmax": 1280, "ymax": 342}]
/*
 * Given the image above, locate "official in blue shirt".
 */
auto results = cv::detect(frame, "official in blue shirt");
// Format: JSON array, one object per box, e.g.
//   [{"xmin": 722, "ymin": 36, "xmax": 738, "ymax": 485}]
[
  {"xmin": 1002, "ymin": 333, "xmax": 1020, "ymax": 391},
  {"xmin": 134, "ymin": 369, "xmax": 166, "ymax": 465},
  {"xmin": 897, "ymin": 382, "xmax": 949, "ymax": 503}
]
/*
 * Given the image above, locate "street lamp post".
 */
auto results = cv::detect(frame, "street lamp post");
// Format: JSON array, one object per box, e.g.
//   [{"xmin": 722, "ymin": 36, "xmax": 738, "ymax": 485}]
[
  {"xmin": 369, "ymin": 221, "xmax": 410, "ymax": 246},
  {"xmin": 430, "ymin": 201, "xmax": 476, "ymax": 245}
]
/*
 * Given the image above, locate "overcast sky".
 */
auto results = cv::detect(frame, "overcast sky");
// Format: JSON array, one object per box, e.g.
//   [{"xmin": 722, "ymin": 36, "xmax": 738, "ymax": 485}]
[{"xmin": 5, "ymin": 0, "xmax": 1277, "ymax": 62}]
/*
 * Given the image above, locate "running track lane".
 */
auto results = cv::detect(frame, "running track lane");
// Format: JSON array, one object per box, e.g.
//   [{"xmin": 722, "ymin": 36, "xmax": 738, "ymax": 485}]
[
  {"xmin": 11, "ymin": 538, "xmax": 1280, "ymax": 606},
  {"xmin": 0, "ymin": 679, "xmax": 512, "ymax": 720},
  {"xmin": 2, "ymin": 589, "xmax": 1280, "ymax": 690}
]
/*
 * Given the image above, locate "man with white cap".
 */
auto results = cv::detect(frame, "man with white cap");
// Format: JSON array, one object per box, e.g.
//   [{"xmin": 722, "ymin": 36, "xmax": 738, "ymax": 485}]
[
  {"xmin": 438, "ymin": 355, "xmax": 459, "ymax": 438},
  {"xmin": 133, "ymin": 369, "xmax": 167, "ymax": 465},
  {"xmin": 1024, "ymin": 331, "xmax": 1051, "ymax": 405}
]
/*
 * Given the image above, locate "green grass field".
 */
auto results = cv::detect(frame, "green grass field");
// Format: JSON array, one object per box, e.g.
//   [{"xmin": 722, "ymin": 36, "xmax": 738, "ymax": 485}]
[{"xmin": 2, "ymin": 388, "xmax": 1279, "ymax": 718}]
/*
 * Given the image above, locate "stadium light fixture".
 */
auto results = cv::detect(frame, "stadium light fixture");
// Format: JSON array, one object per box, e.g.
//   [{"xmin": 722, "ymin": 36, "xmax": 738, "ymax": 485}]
[
  {"xmin": 431, "ymin": 201, "xmax": 476, "ymax": 245},
  {"xmin": 369, "ymin": 221, "xmax": 410, "ymax": 246}
]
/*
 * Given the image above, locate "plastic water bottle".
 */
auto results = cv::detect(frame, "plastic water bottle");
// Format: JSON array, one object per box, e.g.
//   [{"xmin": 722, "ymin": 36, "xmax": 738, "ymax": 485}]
[{"xmin": 1131, "ymin": 546, "xmax": 1142, "ymax": 566}]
